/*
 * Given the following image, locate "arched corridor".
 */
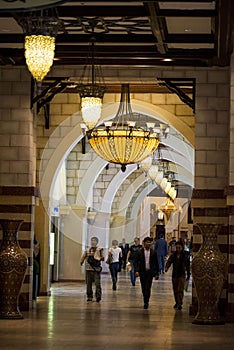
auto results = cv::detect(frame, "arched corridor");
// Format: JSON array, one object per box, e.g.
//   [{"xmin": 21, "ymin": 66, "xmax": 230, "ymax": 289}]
[{"xmin": 0, "ymin": 272, "xmax": 233, "ymax": 350}]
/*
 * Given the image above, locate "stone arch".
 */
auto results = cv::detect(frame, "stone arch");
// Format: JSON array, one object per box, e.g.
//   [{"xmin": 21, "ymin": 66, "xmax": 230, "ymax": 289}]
[{"xmin": 40, "ymin": 99, "xmax": 194, "ymax": 214}]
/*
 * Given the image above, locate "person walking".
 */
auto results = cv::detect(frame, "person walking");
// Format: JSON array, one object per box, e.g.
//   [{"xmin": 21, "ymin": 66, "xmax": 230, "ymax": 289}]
[
  {"xmin": 165, "ymin": 240, "xmax": 190, "ymax": 310},
  {"xmin": 168, "ymin": 236, "xmax": 177, "ymax": 255},
  {"xmin": 80, "ymin": 236, "xmax": 104, "ymax": 302},
  {"xmin": 126, "ymin": 237, "xmax": 142, "ymax": 286},
  {"xmin": 154, "ymin": 234, "xmax": 168, "ymax": 274},
  {"xmin": 135, "ymin": 236, "xmax": 159, "ymax": 309},
  {"xmin": 108, "ymin": 240, "xmax": 122, "ymax": 290},
  {"xmin": 119, "ymin": 238, "xmax": 129, "ymax": 270}
]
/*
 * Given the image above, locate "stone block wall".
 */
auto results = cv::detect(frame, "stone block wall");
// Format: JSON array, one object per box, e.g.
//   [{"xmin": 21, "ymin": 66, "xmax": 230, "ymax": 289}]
[{"xmin": 0, "ymin": 67, "xmax": 39, "ymax": 310}]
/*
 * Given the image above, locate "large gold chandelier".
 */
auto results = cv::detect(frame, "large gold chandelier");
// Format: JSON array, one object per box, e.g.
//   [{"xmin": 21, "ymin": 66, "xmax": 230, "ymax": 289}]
[
  {"xmin": 87, "ymin": 84, "xmax": 161, "ymax": 172},
  {"xmin": 19, "ymin": 11, "xmax": 62, "ymax": 82}
]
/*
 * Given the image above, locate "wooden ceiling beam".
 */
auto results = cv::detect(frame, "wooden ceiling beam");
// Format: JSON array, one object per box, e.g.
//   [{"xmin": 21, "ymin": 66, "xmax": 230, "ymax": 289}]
[
  {"xmin": 56, "ymin": 5, "xmax": 147, "ymax": 17},
  {"xmin": 146, "ymin": 2, "xmax": 167, "ymax": 54},
  {"xmin": 158, "ymin": 9, "xmax": 216, "ymax": 17},
  {"xmin": 214, "ymin": 0, "xmax": 234, "ymax": 66},
  {"xmin": 0, "ymin": 32, "xmax": 215, "ymax": 45}
]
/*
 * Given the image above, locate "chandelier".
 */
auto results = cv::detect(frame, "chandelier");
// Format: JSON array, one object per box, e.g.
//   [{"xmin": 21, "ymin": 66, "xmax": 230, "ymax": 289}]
[
  {"xmin": 78, "ymin": 31, "xmax": 106, "ymax": 130},
  {"xmin": 19, "ymin": 10, "xmax": 62, "ymax": 82},
  {"xmin": 160, "ymin": 197, "xmax": 178, "ymax": 221},
  {"xmin": 140, "ymin": 155, "xmax": 152, "ymax": 176},
  {"xmin": 87, "ymin": 84, "xmax": 162, "ymax": 172}
]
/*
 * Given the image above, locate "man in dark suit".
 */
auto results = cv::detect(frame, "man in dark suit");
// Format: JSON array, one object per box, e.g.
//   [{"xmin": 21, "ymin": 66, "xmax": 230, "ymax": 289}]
[
  {"xmin": 135, "ymin": 236, "xmax": 159, "ymax": 309},
  {"xmin": 119, "ymin": 238, "xmax": 129, "ymax": 270}
]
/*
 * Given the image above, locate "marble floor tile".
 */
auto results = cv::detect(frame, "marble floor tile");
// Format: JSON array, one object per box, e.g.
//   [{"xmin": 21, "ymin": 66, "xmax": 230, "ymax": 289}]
[{"xmin": 0, "ymin": 272, "xmax": 233, "ymax": 350}]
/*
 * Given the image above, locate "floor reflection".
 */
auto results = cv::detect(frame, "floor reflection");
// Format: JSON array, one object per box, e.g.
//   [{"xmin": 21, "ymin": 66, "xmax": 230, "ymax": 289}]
[{"xmin": 0, "ymin": 272, "xmax": 233, "ymax": 350}]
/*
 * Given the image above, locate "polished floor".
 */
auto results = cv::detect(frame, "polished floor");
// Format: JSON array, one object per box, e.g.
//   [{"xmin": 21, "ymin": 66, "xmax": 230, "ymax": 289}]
[{"xmin": 0, "ymin": 271, "xmax": 234, "ymax": 350}]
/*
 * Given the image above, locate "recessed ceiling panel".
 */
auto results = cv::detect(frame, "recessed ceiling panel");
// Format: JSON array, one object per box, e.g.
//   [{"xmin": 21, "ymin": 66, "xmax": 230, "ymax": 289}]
[
  {"xmin": 166, "ymin": 17, "xmax": 211, "ymax": 34},
  {"xmin": 159, "ymin": 1, "xmax": 216, "ymax": 10},
  {"xmin": 0, "ymin": 18, "xmax": 22, "ymax": 33},
  {"xmin": 168, "ymin": 43, "xmax": 214, "ymax": 49}
]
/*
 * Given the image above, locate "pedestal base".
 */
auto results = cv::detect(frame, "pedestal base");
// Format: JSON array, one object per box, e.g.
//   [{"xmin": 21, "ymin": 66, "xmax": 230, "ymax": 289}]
[
  {"xmin": 0, "ymin": 310, "xmax": 23, "ymax": 320},
  {"xmin": 192, "ymin": 318, "xmax": 225, "ymax": 325}
]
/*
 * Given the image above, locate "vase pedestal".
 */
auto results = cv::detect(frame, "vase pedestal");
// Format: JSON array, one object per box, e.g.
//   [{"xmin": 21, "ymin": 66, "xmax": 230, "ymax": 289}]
[
  {"xmin": 0, "ymin": 219, "xmax": 28, "ymax": 319},
  {"xmin": 191, "ymin": 224, "xmax": 227, "ymax": 325}
]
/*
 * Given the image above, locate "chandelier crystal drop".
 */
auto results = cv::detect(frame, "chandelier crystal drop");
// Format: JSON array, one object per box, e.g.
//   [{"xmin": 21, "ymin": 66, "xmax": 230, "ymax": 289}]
[{"xmin": 87, "ymin": 84, "xmax": 162, "ymax": 172}]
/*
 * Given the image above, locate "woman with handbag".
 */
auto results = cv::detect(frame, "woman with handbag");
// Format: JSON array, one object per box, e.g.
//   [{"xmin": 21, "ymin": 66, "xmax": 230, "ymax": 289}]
[{"xmin": 108, "ymin": 240, "xmax": 122, "ymax": 290}]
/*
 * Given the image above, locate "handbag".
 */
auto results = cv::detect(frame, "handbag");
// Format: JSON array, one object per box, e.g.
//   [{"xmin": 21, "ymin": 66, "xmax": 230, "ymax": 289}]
[
  {"xmin": 87, "ymin": 256, "xmax": 102, "ymax": 273},
  {"xmin": 126, "ymin": 262, "xmax": 131, "ymax": 272},
  {"xmin": 106, "ymin": 253, "xmax": 113, "ymax": 265}
]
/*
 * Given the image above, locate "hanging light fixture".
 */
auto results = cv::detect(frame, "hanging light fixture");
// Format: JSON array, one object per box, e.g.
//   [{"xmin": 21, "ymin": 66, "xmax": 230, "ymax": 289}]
[
  {"xmin": 19, "ymin": 10, "xmax": 62, "ymax": 83},
  {"xmin": 87, "ymin": 84, "xmax": 163, "ymax": 172},
  {"xmin": 160, "ymin": 177, "xmax": 168, "ymax": 190},
  {"xmin": 160, "ymin": 197, "xmax": 178, "ymax": 221},
  {"xmin": 148, "ymin": 165, "xmax": 159, "ymax": 182},
  {"xmin": 78, "ymin": 21, "xmax": 106, "ymax": 130},
  {"xmin": 168, "ymin": 186, "xmax": 177, "ymax": 201},
  {"xmin": 164, "ymin": 181, "xmax": 172, "ymax": 194},
  {"xmin": 155, "ymin": 171, "xmax": 164, "ymax": 185},
  {"xmin": 140, "ymin": 155, "xmax": 152, "ymax": 176}
]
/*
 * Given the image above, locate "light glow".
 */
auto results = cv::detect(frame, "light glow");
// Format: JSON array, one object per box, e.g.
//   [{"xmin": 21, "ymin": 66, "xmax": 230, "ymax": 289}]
[
  {"xmin": 25, "ymin": 35, "xmax": 55, "ymax": 82},
  {"xmin": 81, "ymin": 96, "xmax": 102, "ymax": 129}
]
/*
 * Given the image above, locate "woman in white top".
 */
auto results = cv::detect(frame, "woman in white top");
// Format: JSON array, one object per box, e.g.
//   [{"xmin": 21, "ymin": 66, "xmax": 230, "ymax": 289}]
[{"xmin": 108, "ymin": 240, "xmax": 122, "ymax": 290}]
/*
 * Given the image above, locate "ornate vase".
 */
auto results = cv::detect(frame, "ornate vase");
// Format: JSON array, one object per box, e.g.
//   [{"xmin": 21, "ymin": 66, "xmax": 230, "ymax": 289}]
[
  {"xmin": 0, "ymin": 219, "xmax": 28, "ymax": 319},
  {"xmin": 191, "ymin": 223, "xmax": 227, "ymax": 325}
]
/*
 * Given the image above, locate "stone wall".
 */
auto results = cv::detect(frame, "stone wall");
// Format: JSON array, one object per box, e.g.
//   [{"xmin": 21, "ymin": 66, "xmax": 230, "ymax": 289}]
[{"xmin": 0, "ymin": 67, "xmax": 39, "ymax": 310}]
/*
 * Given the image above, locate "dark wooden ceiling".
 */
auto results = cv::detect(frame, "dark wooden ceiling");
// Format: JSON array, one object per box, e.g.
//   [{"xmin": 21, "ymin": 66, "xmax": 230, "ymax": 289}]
[{"xmin": 0, "ymin": 0, "xmax": 233, "ymax": 68}]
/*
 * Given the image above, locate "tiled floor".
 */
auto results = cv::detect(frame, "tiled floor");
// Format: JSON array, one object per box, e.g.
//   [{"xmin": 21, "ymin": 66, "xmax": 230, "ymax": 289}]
[{"xmin": 0, "ymin": 271, "xmax": 234, "ymax": 350}]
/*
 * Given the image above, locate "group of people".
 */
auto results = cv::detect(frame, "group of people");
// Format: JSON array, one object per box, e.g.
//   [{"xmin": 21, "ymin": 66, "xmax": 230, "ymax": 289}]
[{"xmin": 80, "ymin": 235, "xmax": 190, "ymax": 311}]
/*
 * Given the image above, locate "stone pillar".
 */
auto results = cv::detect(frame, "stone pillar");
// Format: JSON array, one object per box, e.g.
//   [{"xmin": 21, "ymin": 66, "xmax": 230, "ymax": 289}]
[
  {"xmin": 190, "ymin": 67, "xmax": 230, "ymax": 318},
  {"xmin": 225, "ymin": 53, "xmax": 234, "ymax": 321},
  {"xmin": 0, "ymin": 66, "xmax": 38, "ymax": 310},
  {"xmin": 34, "ymin": 199, "xmax": 51, "ymax": 295}
]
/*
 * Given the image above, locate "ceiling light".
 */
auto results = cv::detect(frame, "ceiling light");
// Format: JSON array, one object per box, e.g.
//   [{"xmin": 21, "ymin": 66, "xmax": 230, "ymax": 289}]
[
  {"xmin": 24, "ymin": 35, "xmax": 55, "ymax": 82},
  {"xmin": 78, "ymin": 28, "xmax": 106, "ymax": 130},
  {"xmin": 87, "ymin": 84, "xmax": 162, "ymax": 172},
  {"xmin": 160, "ymin": 197, "xmax": 178, "ymax": 221},
  {"xmin": 148, "ymin": 165, "xmax": 159, "ymax": 181},
  {"xmin": 140, "ymin": 155, "xmax": 153, "ymax": 176},
  {"xmin": 19, "ymin": 10, "xmax": 62, "ymax": 83}
]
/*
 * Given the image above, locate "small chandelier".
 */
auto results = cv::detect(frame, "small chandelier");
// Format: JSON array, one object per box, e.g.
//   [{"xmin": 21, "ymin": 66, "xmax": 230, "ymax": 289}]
[
  {"xmin": 140, "ymin": 155, "xmax": 152, "ymax": 176},
  {"xmin": 87, "ymin": 84, "xmax": 162, "ymax": 172},
  {"xmin": 148, "ymin": 165, "xmax": 159, "ymax": 182},
  {"xmin": 160, "ymin": 197, "xmax": 178, "ymax": 221},
  {"xmin": 78, "ymin": 34, "xmax": 106, "ymax": 130},
  {"xmin": 19, "ymin": 10, "xmax": 62, "ymax": 82}
]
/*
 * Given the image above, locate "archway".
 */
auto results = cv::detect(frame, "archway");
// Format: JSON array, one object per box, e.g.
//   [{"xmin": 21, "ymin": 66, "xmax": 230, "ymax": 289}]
[{"xmin": 38, "ymin": 98, "xmax": 194, "ymax": 284}]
